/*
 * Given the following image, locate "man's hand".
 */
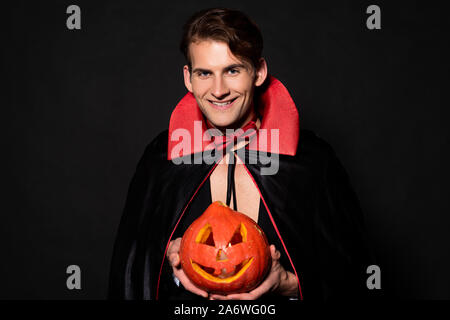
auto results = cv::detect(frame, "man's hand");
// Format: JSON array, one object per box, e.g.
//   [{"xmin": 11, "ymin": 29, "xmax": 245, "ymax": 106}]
[
  {"xmin": 167, "ymin": 237, "xmax": 209, "ymax": 298},
  {"xmin": 209, "ymin": 245, "xmax": 299, "ymax": 300}
]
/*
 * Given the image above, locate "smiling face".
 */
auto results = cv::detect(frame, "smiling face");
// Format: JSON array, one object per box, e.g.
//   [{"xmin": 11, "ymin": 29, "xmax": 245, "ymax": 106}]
[{"xmin": 183, "ymin": 40, "xmax": 267, "ymax": 131}]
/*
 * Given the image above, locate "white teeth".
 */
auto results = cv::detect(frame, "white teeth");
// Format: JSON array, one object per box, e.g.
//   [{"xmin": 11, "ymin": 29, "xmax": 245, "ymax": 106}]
[{"xmin": 211, "ymin": 100, "xmax": 233, "ymax": 106}]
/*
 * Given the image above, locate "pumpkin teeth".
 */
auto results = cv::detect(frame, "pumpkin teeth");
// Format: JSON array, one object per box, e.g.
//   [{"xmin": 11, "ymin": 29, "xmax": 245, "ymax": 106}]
[{"xmin": 218, "ymin": 268, "xmax": 233, "ymax": 279}]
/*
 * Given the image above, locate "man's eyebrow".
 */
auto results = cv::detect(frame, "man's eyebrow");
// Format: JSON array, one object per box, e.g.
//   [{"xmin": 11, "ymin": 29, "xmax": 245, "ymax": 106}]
[
  {"xmin": 191, "ymin": 63, "xmax": 248, "ymax": 74},
  {"xmin": 224, "ymin": 63, "xmax": 247, "ymax": 71}
]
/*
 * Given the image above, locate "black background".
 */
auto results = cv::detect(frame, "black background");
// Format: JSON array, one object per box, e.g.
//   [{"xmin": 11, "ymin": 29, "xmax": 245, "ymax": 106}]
[{"xmin": 3, "ymin": 0, "xmax": 450, "ymax": 299}]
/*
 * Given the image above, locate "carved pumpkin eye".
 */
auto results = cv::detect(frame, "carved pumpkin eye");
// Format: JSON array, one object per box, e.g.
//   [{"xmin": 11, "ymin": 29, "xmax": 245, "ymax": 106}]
[
  {"xmin": 228, "ymin": 223, "xmax": 247, "ymax": 247},
  {"xmin": 195, "ymin": 223, "xmax": 215, "ymax": 247}
]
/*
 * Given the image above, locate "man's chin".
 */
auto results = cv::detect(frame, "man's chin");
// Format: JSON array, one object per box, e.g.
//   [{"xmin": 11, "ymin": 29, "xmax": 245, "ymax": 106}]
[
  {"xmin": 207, "ymin": 114, "xmax": 255, "ymax": 131},
  {"xmin": 208, "ymin": 121, "xmax": 234, "ymax": 131},
  {"xmin": 204, "ymin": 115, "xmax": 238, "ymax": 131}
]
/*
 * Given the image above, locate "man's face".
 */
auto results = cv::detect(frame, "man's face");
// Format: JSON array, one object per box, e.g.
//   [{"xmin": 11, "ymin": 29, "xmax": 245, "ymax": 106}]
[{"xmin": 183, "ymin": 40, "xmax": 267, "ymax": 131}]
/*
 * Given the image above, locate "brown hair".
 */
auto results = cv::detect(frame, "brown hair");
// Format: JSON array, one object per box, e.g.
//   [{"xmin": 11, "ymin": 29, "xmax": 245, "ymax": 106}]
[{"xmin": 180, "ymin": 8, "xmax": 263, "ymax": 73}]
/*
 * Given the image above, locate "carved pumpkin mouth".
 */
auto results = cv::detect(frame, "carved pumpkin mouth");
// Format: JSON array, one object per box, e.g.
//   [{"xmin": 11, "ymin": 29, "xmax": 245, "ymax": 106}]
[{"xmin": 190, "ymin": 258, "xmax": 254, "ymax": 283}]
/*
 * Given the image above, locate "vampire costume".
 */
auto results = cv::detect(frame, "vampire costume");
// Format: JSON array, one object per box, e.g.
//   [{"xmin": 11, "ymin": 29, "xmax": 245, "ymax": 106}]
[{"xmin": 108, "ymin": 76, "xmax": 377, "ymax": 301}]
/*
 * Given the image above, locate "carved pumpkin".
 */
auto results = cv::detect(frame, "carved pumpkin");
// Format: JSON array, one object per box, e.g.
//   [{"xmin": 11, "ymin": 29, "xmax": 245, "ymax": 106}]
[{"xmin": 179, "ymin": 201, "xmax": 271, "ymax": 294}]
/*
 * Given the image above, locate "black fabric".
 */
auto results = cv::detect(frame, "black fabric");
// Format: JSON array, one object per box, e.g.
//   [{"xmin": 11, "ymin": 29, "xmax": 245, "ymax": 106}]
[
  {"xmin": 226, "ymin": 154, "xmax": 237, "ymax": 210},
  {"xmin": 108, "ymin": 129, "xmax": 378, "ymax": 300}
]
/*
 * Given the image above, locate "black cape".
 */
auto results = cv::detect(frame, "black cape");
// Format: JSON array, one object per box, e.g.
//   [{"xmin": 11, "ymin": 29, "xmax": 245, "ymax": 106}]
[{"xmin": 107, "ymin": 128, "xmax": 377, "ymax": 300}]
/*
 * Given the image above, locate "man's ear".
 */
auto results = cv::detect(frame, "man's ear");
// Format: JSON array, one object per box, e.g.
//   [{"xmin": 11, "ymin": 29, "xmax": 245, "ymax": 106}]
[
  {"xmin": 183, "ymin": 65, "xmax": 193, "ymax": 93},
  {"xmin": 254, "ymin": 58, "xmax": 268, "ymax": 87}
]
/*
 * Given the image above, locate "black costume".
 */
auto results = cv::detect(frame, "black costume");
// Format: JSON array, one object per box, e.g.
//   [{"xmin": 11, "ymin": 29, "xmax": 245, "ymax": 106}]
[{"xmin": 108, "ymin": 76, "xmax": 376, "ymax": 300}]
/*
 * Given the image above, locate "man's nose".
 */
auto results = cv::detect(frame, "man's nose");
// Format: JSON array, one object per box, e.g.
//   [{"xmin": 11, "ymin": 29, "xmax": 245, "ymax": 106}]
[{"xmin": 211, "ymin": 77, "xmax": 230, "ymax": 99}]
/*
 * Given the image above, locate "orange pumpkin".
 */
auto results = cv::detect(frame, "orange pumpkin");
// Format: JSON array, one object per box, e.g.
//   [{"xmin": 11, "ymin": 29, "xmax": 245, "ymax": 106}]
[{"xmin": 179, "ymin": 201, "xmax": 271, "ymax": 294}]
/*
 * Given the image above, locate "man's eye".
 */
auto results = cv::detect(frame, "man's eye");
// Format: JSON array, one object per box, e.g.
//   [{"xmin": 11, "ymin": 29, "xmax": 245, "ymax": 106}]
[
  {"xmin": 228, "ymin": 69, "xmax": 239, "ymax": 75},
  {"xmin": 197, "ymin": 71, "xmax": 210, "ymax": 77}
]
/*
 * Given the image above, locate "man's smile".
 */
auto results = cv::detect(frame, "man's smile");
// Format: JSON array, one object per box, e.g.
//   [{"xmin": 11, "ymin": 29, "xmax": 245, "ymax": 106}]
[{"xmin": 207, "ymin": 97, "xmax": 238, "ymax": 110}]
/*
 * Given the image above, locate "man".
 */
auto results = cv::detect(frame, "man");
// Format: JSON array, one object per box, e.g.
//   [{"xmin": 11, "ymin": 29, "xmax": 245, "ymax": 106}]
[{"xmin": 108, "ymin": 7, "xmax": 375, "ymax": 300}]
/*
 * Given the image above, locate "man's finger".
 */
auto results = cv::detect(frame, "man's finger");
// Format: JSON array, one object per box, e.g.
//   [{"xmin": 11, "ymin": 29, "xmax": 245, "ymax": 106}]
[
  {"xmin": 167, "ymin": 238, "xmax": 181, "ymax": 255},
  {"xmin": 226, "ymin": 293, "xmax": 252, "ymax": 300},
  {"xmin": 246, "ymin": 279, "xmax": 272, "ymax": 299},
  {"xmin": 174, "ymin": 269, "xmax": 208, "ymax": 298},
  {"xmin": 270, "ymin": 245, "xmax": 281, "ymax": 260},
  {"xmin": 209, "ymin": 294, "xmax": 230, "ymax": 300},
  {"xmin": 168, "ymin": 253, "xmax": 180, "ymax": 267}
]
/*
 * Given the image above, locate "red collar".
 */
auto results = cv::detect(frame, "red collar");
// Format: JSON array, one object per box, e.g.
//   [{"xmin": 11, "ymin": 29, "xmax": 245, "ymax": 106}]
[{"xmin": 167, "ymin": 75, "xmax": 299, "ymax": 160}]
